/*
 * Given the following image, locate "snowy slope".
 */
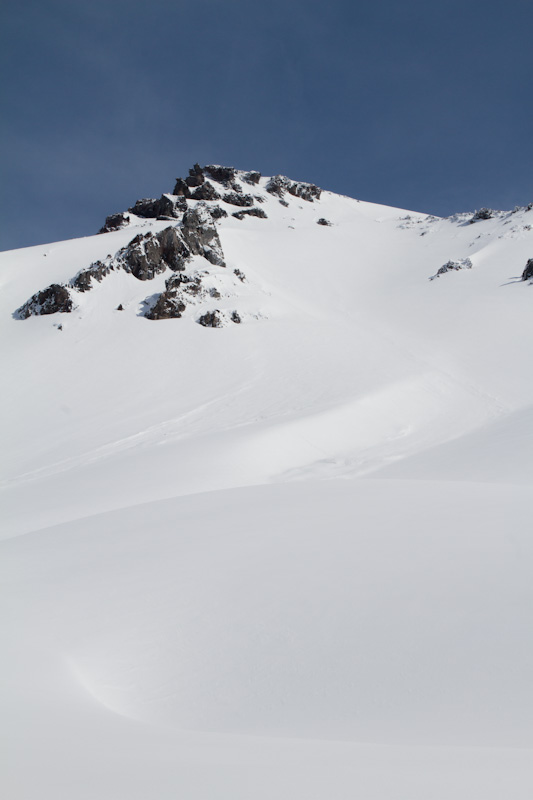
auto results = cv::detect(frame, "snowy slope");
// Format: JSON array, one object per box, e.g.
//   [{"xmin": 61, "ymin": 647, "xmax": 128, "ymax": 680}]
[{"xmin": 1, "ymin": 167, "xmax": 533, "ymax": 798}]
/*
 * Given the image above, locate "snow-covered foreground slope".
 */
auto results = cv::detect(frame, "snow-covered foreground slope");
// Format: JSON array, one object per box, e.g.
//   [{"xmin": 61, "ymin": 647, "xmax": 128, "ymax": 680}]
[{"xmin": 1, "ymin": 168, "xmax": 532, "ymax": 797}]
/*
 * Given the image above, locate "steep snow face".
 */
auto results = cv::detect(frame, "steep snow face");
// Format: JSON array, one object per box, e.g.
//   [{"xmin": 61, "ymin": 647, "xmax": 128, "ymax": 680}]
[{"xmin": 1, "ymin": 167, "xmax": 533, "ymax": 799}]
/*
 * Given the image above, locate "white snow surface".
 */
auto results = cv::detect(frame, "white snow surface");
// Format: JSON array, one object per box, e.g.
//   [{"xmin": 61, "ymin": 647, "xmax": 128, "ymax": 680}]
[{"xmin": 1, "ymin": 174, "xmax": 533, "ymax": 798}]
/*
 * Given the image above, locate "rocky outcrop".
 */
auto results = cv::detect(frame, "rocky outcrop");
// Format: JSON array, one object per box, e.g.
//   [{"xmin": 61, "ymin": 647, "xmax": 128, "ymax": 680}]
[
  {"xmin": 145, "ymin": 273, "xmax": 189, "ymax": 320},
  {"xmin": 429, "ymin": 258, "xmax": 473, "ymax": 280},
  {"xmin": 242, "ymin": 171, "xmax": 261, "ymax": 185},
  {"xmin": 101, "ymin": 163, "xmax": 305, "ymax": 237},
  {"xmin": 288, "ymin": 181, "xmax": 321, "ymax": 202},
  {"xmin": 266, "ymin": 175, "xmax": 291, "ymax": 197},
  {"xmin": 18, "ymin": 163, "xmax": 295, "ymax": 323},
  {"xmin": 181, "ymin": 205, "xmax": 225, "ymax": 266},
  {"xmin": 185, "ymin": 163, "xmax": 205, "ymax": 188},
  {"xmin": 190, "ymin": 182, "xmax": 221, "ymax": 201},
  {"xmin": 99, "ymin": 212, "xmax": 130, "ymax": 233},
  {"xmin": 521, "ymin": 258, "xmax": 533, "ymax": 281},
  {"xmin": 17, "ymin": 198, "xmax": 232, "ymax": 321},
  {"xmin": 128, "ymin": 195, "xmax": 187, "ymax": 220},
  {"xmin": 197, "ymin": 310, "xmax": 223, "ymax": 328},
  {"xmin": 16, "ymin": 284, "xmax": 74, "ymax": 319},
  {"xmin": 232, "ymin": 207, "xmax": 267, "ymax": 220},
  {"xmin": 203, "ymin": 165, "xmax": 237, "ymax": 186},
  {"xmin": 173, "ymin": 178, "xmax": 191, "ymax": 198},
  {"xmin": 118, "ymin": 230, "xmax": 185, "ymax": 280},
  {"xmin": 157, "ymin": 227, "xmax": 192, "ymax": 271},
  {"xmin": 71, "ymin": 260, "xmax": 114, "ymax": 292},
  {"xmin": 266, "ymin": 174, "xmax": 321, "ymax": 202},
  {"xmin": 210, "ymin": 205, "xmax": 228, "ymax": 219},
  {"xmin": 145, "ymin": 293, "xmax": 186, "ymax": 321},
  {"xmin": 223, "ymin": 191, "xmax": 254, "ymax": 207},
  {"xmin": 317, "ymin": 218, "xmax": 332, "ymax": 226},
  {"xmin": 166, "ymin": 272, "xmax": 204, "ymax": 297},
  {"xmin": 197, "ymin": 308, "xmax": 242, "ymax": 327},
  {"xmin": 469, "ymin": 208, "xmax": 493, "ymax": 223}
]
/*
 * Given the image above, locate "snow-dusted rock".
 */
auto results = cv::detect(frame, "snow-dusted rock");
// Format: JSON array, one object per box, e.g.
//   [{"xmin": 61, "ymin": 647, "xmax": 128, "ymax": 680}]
[
  {"xmin": 181, "ymin": 204, "xmax": 225, "ymax": 267},
  {"xmin": 469, "ymin": 207, "xmax": 494, "ymax": 223},
  {"xmin": 266, "ymin": 174, "xmax": 321, "ymax": 201},
  {"xmin": 203, "ymin": 164, "xmax": 237, "ymax": 186},
  {"xmin": 232, "ymin": 207, "xmax": 268, "ymax": 220},
  {"xmin": 223, "ymin": 191, "xmax": 254, "ymax": 207},
  {"xmin": 71, "ymin": 259, "xmax": 114, "ymax": 292},
  {"xmin": 430, "ymin": 257, "xmax": 473, "ymax": 280},
  {"xmin": 128, "ymin": 194, "xmax": 187, "ymax": 220},
  {"xmin": 99, "ymin": 212, "xmax": 131, "ymax": 233},
  {"xmin": 16, "ymin": 283, "xmax": 74, "ymax": 318},
  {"xmin": 190, "ymin": 181, "xmax": 221, "ymax": 201}
]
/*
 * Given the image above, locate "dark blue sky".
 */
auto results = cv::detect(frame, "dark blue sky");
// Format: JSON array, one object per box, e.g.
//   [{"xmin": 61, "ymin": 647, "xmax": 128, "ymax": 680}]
[{"xmin": 1, "ymin": 0, "xmax": 532, "ymax": 250}]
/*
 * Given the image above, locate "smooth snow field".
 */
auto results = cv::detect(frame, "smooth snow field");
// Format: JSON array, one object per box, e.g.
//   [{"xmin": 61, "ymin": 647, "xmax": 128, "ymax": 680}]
[{"xmin": 1, "ymin": 175, "xmax": 533, "ymax": 798}]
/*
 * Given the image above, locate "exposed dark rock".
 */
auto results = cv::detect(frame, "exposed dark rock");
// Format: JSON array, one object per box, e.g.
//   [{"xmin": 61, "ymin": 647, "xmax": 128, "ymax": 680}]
[
  {"xmin": 266, "ymin": 175, "xmax": 291, "ymax": 197},
  {"xmin": 317, "ymin": 218, "xmax": 332, "ymax": 226},
  {"xmin": 223, "ymin": 191, "xmax": 254, "ymax": 207},
  {"xmin": 233, "ymin": 268, "xmax": 246, "ymax": 282},
  {"xmin": 209, "ymin": 288, "xmax": 221, "ymax": 298},
  {"xmin": 266, "ymin": 174, "xmax": 321, "ymax": 202},
  {"xmin": 157, "ymin": 227, "xmax": 191, "ymax": 271},
  {"xmin": 185, "ymin": 163, "xmax": 205, "ymax": 188},
  {"xmin": 232, "ymin": 207, "xmax": 268, "ymax": 220},
  {"xmin": 71, "ymin": 260, "xmax": 114, "ymax": 292},
  {"xmin": 210, "ymin": 205, "xmax": 228, "ymax": 220},
  {"xmin": 119, "ymin": 232, "xmax": 168, "ymax": 280},
  {"xmin": 242, "ymin": 171, "xmax": 261, "ymax": 185},
  {"xmin": 231, "ymin": 311, "xmax": 241, "ymax": 324},
  {"xmin": 128, "ymin": 195, "xmax": 187, "ymax": 219},
  {"xmin": 469, "ymin": 208, "xmax": 493, "ymax": 223},
  {"xmin": 119, "ymin": 227, "xmax": 191, "ymax": 280},
  {"xmin": 117, "ymin": 304, "xmax": 124, "ymax": 311},
  {"xmin": 429, "ymin": 258, "xmax": 473, "ymax": 280},
  {"xmin": 190, "ymin": 181, "xmax": 221, "ymax": 201},
  {"xmin": 178, "ymin": 276, "xmax": 204, "ymax": 296},
  {"xmin": 99, "ymin": 212, "xmax": 130, "ymax": 233},
  {"xmin": 145, "ymin": 293, "xmax": 186, "ymax": 320},
  {"xmin": 144, "ymin": 272, "xmax": 204, "ymax": 320},
  {"xmin": 173, "ymin": 178, "xmax": 192, "ymax": 198},
  {"xmin": 181, "ymin": 205, "xmax": 225, "ymax": 266},
  {"xmin": 279, "ymin": 199, "xmax": 289, "ymax": 207},
  {"xmin": 164, "ymin": 272, "xmax": 201, "ymax": 293},
  {"xmin": 203, "ymin": 165, "xmax": 237, "ymax": 186},
  {"xmin": 521, "ymin": 258, "xmax": 533, "ymax": 281},
  {"xmin": 288, "ymin": 181, "xmax": 321, "ymax": 202},
  {"xmin": 16, "ymin": 284, "xmax": 74, "ymax": 319},
  {"xmin": 197, "ymin": 310, "xmax": 223, "ymax": 328}
]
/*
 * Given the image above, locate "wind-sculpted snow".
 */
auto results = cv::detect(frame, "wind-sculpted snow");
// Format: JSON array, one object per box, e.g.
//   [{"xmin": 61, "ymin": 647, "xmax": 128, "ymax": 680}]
[{"xmin": 1, "ymin": 168, "xmax": 533, "ymax": 800}]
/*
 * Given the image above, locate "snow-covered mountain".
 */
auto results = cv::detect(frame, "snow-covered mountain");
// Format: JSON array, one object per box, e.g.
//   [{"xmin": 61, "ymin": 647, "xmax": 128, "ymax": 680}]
[{"xmin": 2, "ymin": 165, "xmax": 533, "ymax": 799}]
